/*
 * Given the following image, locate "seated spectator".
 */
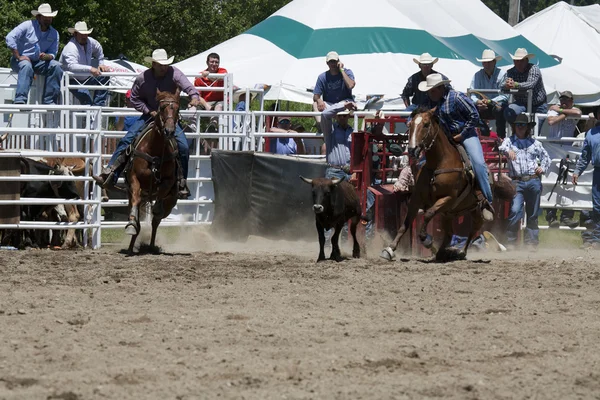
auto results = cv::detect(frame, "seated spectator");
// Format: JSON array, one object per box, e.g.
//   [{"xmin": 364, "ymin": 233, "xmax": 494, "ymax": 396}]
[
  {"xmin": 194, "ymin": 52, "xmax": 227, "ymax": 128},
  {"xmin": 545, "ymin": 90, "xmax": 582, "ymax": 228},
  {"xmin": 573, "ymin": 106, "xmax": 600, "ymax": 248},
  {"xmin": 498, "ymin": 114, "xmax": 551, "ymax": 250},
  {"xmin": 402, "ymin": 53, "xmax": 451, "ymax": 112},
  {"xmin": 5, "ymin": 3, "xmax": 63, "ymax": 105},
  {"xmin": 59, "ymin": 21, "xmax": 110, "ymax": 106},
  {"xmin": 268, "ymin": 117, "xmax": 305, "ymax": 155},
  {"xmin": 503, "ymin": 48, "xmax": 548, "ymax": 124},
  {"xmin": 313, "ymin": 51, "xmax": 357, "ymax": 137},
  {"xmin": 470, "ymin": 49, "xmax": 507, "ymax": 138}
]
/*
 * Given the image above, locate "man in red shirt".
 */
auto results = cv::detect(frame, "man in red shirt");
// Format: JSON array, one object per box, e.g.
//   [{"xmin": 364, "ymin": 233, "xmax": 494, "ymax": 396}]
[{"xmin": 194, "ymin": 52, "xmax": 227, "ymax": 130}]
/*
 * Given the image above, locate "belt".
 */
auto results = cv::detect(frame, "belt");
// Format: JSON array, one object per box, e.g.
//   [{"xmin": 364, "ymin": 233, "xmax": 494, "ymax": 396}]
[
  {"xmin": 327, "ymin": 164, "xmax": 351, "ymax": 173},
  {"xmin": 512, "ymin": 174, "xmax": 539, "ymax": 182}
]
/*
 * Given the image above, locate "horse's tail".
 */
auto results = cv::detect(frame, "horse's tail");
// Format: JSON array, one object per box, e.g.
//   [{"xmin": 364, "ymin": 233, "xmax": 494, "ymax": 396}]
[{"xmin": 493, "ymin": 174, "xmax": 516, "ymax": 202}]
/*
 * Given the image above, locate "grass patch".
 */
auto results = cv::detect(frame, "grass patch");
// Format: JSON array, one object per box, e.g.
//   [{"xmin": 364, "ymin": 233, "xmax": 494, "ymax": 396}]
[{"xmin": 538, "ymin": 210, "xmax": 583, "ymax": 248}]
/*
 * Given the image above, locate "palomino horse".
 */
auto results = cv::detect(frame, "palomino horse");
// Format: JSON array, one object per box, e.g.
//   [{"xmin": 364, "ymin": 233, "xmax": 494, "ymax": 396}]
[
  {"xmin": 124, "ymin": 89, "xmax": 181, "ymax": 255},
  {"xmin": 381, "ymin": 107, "xmax": 508, "ymax": 262}
]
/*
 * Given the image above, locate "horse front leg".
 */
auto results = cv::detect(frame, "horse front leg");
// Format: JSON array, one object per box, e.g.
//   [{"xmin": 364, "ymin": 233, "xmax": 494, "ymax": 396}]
[
  {"xmin": 380, "ymin": 196, "xmax": 421, "ymax": 261},
  {"xmin": 463, "ymin": 208, "xmax": 484, "ymax": 260},
  {"xmin": 436, "ymin": 215, "xmax": 456, "ymax": 262},
  {"xmin": 418, "ymin": 196, "xmax": 453, "ymax": 251},
  {"xmin": 149, "ymin": 200, "xmax": 165, "ymax": 253}
]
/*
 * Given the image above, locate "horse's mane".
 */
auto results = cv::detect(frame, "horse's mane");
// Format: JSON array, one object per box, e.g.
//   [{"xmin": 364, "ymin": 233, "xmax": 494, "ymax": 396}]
[
  {"xmin": 410, "ymin": 106, "xmax": 439, "ymax": 125},
  {"xmin": 156, "ymin": 90, "xmax": 179, "ymax": 102}
]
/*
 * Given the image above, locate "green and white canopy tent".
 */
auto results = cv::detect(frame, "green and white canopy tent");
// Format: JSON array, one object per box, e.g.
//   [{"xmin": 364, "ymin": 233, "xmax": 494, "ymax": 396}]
[{"xmin": 175, "ymin": 0, "xmax": 600, "ymax": 107}]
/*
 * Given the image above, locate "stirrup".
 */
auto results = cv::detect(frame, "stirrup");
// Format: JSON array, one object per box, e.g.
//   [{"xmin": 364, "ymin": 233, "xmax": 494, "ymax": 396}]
[{"xmin": 92, "ymin": 169, "xmax": 115, "ymax": 189}]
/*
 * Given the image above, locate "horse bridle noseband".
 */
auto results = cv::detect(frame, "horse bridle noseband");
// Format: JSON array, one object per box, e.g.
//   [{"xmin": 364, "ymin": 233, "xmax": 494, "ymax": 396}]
[
  {"xmin": 417, "ymin": 120, "xmax": 440, "ymax": 152},
  {"xmin": 157, "ymin": 99, "xmax": 178, "ymax": 131}
]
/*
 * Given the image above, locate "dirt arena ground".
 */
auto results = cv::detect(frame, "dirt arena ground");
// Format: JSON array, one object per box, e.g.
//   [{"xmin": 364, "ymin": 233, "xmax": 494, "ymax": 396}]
[{"xmin": 1, "ymin": 229, "xmax": 599, "ymax": 400}]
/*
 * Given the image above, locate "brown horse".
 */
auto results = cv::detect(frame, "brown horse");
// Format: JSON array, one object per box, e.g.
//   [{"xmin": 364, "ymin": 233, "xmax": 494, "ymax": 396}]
[
  {"xmin": 380, "ymin": 107, "xmax": 503, "ymax": 262},
  {"xmin": 124, "ymin": 89, "xmax": 181, "ymax": 255}
]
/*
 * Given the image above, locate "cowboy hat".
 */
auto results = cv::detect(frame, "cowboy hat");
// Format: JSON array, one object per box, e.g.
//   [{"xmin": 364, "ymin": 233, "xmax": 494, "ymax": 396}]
[
  {"xmin": 233, "ymin": 88, "xmax": 257, "ymax": 103},
  {"xmin": 68, "ymin": 21, "xmax": 93, "ymax": 35},
  {"xmin": 418, "ymin": 73, "xmax": 451, "ymax": 92},
  {"xmin": 31, "ymin": 3, "xmax": 58, "ymax": 17},
  {"xmin": 514, "ymin": 113, "xmax": 536, "ymax": 127},
  {"xmin": 413, "ymin": 52, "xmax": 438, "ymax": 65},
  {"xmin": 476, "ymin": 49, "xmax": 502, "ymax": 62},
  {"xmin": 144, "ymin": 49, "xmax": 174, "ymax": 65},
  {"xmin": 510, "ymin": 48, "xmax": 535, "ymax": 61}
]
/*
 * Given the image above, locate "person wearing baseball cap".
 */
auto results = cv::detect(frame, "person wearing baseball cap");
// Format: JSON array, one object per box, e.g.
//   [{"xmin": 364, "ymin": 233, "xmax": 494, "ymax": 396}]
[
  {"xmin": 313, "ymin": 50, "xmax": 357, "ymax": 141},
  {"xmin": 420, "ymin": 73, "xmax": 496, "ymax": 222},
  {"xmin": 498, "ymin": 113, "xmax": 551, "ymax": 251},
  {"xmin": 402, "ymin": 52, "xmax": 451, "ymax": 112},
  {"xmin": 503, "ymin": 48, "xmax": 547, "ymax": 124},
  {"xmin": 5, "ymin": 3, "xmax": 63, "ymax": 104},
  {"xmin": 59, "ymin": 21, "xmax": 110, "ymax": 106},
  {"xmin": 469, "ymin": 49, "xmax": 508, "ymax": 138},
  {"xmin": 544, "ymin": 90, "xmax": 583, "ymax": 228}
]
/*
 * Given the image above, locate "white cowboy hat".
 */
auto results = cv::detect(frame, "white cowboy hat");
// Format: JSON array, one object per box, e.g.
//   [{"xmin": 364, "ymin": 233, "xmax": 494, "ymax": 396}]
[
  {"xmin": 413, "ymin": 52, "xmax": 438, "ymax": 65},
  {"xmin": 476, "ymin": 49, "xmax": 502, "ymax": 62},
  {"xmin": 233, "ymin": 88, "xmax": 257, "ymax": 103},
  {"xmin": 510, "ymin": 48, "xmax": 535, "ymax": 61},
  {"xmin": 418, "ymin": 73, "xmax": 451, "ymax": 92},
  {"xmin": 144, "ymin": 49, "xmax": 174, "ymax": 65},
  {"xmin": 68, "ymin": 21, "xmax": 93, "ymax": 35},
  {"xmin": 31, "ymin": 3, "xmax": 58, "ymax": 17}
]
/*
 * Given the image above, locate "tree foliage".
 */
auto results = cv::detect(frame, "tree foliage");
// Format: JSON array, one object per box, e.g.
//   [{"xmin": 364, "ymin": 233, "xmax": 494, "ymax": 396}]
[{"xmin": 1, "ymin": 0, "xmax": 597, "ymax": 69}]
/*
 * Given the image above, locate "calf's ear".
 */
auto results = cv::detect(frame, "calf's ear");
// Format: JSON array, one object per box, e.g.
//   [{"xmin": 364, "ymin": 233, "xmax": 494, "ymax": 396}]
[{"xmin": 299, "ymin": 175, "xmax": 312, "ymax": 184}]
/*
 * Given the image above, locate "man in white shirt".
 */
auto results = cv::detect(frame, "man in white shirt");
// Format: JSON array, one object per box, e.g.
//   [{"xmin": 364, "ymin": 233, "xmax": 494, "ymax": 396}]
[
  {"xmin": 59, "ymin": 21, "xmax": 110, "ymax": 106},
  {"xmin": 469, "ymin": 49, "xmax": 507, "ymax": 138},
  {"xmin": 545, "ymin": 90, "xmax": 582, "ymax": 229}
]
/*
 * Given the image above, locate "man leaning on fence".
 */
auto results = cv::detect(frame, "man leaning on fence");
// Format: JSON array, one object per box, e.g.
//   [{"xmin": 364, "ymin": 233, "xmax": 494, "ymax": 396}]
[
  {"xmin": 545, "ymin": 90, "xmax": 582, "ymax": 229},
  {"xmin": 499, "ymin": 114, "xmax": 551, "ymax": 251},
  {"xmin": 469, "ymin": 49, "xmax": 507, "ymax": 138},
  {"xmin": 5, "ymin": 3, "xmax": 63, "ymax": 105},
  {"xmin": 93, "ymin": 49, "xmax": 201, "ymax": 199},
  {"xmin": 503, "ymin": 48, "xmax": 547, "ymax": 124},
  {"xmin": 573, "ymin": 107, "xmax": 600, "ymax": 249},
  {"xmin": 59, "ymin": 21, "xmax": 110, "ymax": 107}
]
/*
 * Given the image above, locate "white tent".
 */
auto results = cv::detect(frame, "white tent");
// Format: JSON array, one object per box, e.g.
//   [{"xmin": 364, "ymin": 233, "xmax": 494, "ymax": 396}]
[
  {"xmin": 174, "ymin": 0, "xmax": 600, "ymax": 106},
  {"xmin": 515, "ymin": 1, "xmax": 600, "ymax": 106}
]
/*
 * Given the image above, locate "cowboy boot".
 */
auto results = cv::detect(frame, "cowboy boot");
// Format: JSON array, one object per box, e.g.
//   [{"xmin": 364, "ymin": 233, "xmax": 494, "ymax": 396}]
[
  {"xmin": 92, "ymin": 152, "xmax": 128, "ymax": 189},
  {"xmin": 177, "ymin": 178, "xmax": 190, "ymax": 199},
  {"xmin": 476, "ymin": 191, "xmax": 495, "ymax": 222}
]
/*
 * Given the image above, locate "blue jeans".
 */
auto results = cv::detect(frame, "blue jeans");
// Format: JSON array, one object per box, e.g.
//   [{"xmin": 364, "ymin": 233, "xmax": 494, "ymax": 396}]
[
  {"xmin": 10, "ymin": 57, "xmax": 63, "ymax": 104},
  {"xmin": 70, "ymin": 76, "xmax": 109, "ymax": 106},
  {"xmin": 108, "ymin": 115, "xmax": 189, "ymax": 180},
  {"xmin": 462, "ymin": 134, "xmax": 493, "ymax": 203},
  {"xmin": 581, "ymin": 168, "xmax": 600, "ymax": 244},
  {"xmin": 504, "ymin": 103, "xmax": 548, "ymax": 124},
  {"xmin": 506, "ymin": 178, "xmax": 542, "ymax": 245}
]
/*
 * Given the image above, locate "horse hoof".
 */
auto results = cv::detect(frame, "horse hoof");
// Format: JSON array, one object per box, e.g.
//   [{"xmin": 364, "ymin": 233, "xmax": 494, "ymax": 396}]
[
  {"xmin": 380, "ymin": 247, "xmax": 396, "ymax": 261},
  {"xmin": 421, "ymin": 234, "xmax": 433, "ymax": 248},
  {"xmin": 125, "ymin": 224, "xmax": 137, "ymax": 236}
]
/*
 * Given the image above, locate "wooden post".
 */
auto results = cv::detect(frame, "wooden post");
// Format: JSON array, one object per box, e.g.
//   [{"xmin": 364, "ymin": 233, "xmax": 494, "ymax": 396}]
[{"xmin": 0, "ymin": 157, "xmax": 20, "ymax": 224}]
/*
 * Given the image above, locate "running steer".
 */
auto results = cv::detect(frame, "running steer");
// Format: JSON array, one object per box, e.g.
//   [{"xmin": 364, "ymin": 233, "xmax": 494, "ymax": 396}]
[{"xmin": 300, "ymin": 176, "xmax": 366, "ymax": 262}]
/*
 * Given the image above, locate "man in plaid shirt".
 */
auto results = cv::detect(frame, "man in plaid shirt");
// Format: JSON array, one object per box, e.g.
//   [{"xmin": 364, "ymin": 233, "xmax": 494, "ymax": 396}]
[{"xmin": 502, "ymin": 48, "xmax": 548, "ymax": 124}]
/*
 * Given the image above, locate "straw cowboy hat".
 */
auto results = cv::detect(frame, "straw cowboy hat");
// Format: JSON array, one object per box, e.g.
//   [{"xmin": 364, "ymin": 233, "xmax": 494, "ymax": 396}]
[
  {"xmin": 510, "ymin": 48, "xmax": 535, "ymax": 60},
  {"xmin": 144, "ymin": 49, "xmax": 174, "ymax": 65},
  {"xmin": 418, "ymin": 73, "xmax": 451, "ymax": 92},
  {"xmin": 68, "ymin": 21, "xmax": 93, "ymax": 35},
  {"xmin": 31, "ymin": 3, "xmax": 58, "ymax": 17},
  {"xmin": 476, "ymin": 49, "xmax": 502, "ymax": 62},
  {"xmin": 233, "ymin": 88, "xmax": 257, "ymax": 103},
  {"xmin": 413, "ymin": 52, "xmax": 438, "ymax": 65}
]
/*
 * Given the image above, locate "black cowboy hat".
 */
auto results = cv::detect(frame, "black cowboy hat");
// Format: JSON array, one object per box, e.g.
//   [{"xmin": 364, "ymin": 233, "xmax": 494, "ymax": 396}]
[{"xmin": 514, "ymin": 113, "xmax": 536, "ymax": 127}]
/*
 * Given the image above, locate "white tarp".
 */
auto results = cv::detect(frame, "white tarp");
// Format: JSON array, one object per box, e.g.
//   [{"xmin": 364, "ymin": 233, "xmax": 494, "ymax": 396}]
[
  {"xmin": 515, "ymin": 2, "xmax": 600, "ymax": 106},
  {"xmin": 174, "ymin": 0, "xmax": 600, "ymax": 106}
]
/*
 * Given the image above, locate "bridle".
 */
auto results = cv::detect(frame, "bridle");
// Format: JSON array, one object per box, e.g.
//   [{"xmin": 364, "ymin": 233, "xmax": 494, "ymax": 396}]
[
  {"xmin": 157, "ymin": 99, "xmax": 178, "ymax": 134},
  {"xmin": 415, "ymin": 115, "xmax": 440, "ymax": 152}
]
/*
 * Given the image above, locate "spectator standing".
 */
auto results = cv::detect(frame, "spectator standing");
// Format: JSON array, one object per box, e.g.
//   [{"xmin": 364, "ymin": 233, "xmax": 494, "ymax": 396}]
[
  {"xmin": 5, "ymin": 3, "xmax": 63, "ymax": 105},
  {"xmin": 545, "ymin": 90, "xmax": 582, "ymax": 228},
  {"xmin": 470, "ymin": 49, "xmax": 507, "ymax": 138},
  {"xmin": 573, "ymin": 107, "xmax": 600, "ymax": 248},
  {"xmin": 498, "ymin": 114, "xmax": 551, "ymax": 250},
  {"xmin": 503, "ymin": 48, "xmax": 548, "ymax": 123},
  {"xmin": 402, "ymin": 53, "xmax": 451, "ymax": 111},
  {"xmin": 59, "ymin": 21, "xmax": 110, "ymax": 106}
]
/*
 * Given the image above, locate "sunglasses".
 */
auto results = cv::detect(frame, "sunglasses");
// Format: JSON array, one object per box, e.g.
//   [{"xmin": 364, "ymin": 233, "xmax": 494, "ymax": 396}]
[
  {"xmin": 515, "ymin": 123, "xmax": 528, "ymax": 127},
  {"xmin": 279, "ymin": 119, "xmax": 291, "ymax": 124}
]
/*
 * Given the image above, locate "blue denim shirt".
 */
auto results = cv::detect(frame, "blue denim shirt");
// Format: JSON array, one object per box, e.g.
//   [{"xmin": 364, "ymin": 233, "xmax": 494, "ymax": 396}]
[
  {"xmin": 5, "ymin": 20, "xmax": 59, "ymax": 61},
  {"xmin": 575, "ymin": 126, "xmax": 600, "ymax": 176}
]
